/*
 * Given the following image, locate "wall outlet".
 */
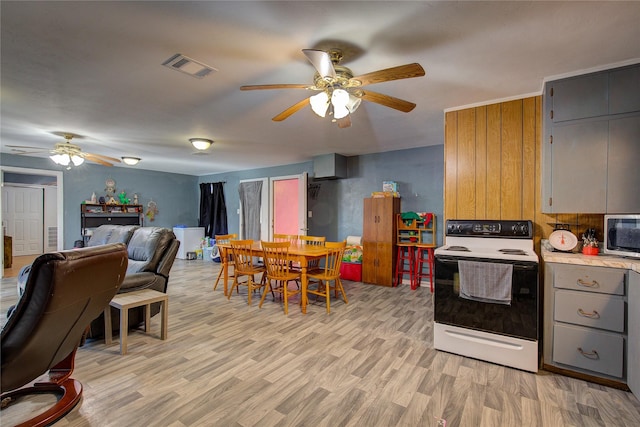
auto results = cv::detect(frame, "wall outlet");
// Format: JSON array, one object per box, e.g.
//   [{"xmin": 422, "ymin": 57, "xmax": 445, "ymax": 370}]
[{"xmin": 308, "ymin": 210, "xmax": 312, "ymax": 218}]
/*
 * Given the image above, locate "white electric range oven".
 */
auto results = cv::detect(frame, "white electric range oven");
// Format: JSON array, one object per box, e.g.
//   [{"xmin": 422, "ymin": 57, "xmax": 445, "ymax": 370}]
[{"xmin": 433, "ymin": 219, "xmax": 540, "ymax": 372}]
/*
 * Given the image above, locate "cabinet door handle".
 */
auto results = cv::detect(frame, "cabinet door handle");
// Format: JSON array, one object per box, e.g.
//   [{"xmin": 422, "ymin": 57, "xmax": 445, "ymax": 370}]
[
  {"xmin": 577, "ymin": 308, "xmax": 600, "ymax": 319},
  {"xmin": 577, "ymin": 347, "xmax": 600, "ymax": 360},
  {"xmin": 576, "ymin": 278, "xmax": 599, "ymax": 288}
]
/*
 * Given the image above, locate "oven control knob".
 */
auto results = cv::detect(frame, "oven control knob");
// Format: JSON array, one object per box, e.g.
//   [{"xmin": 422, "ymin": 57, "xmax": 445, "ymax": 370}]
[{"xmin": 512, "ymin": 223, "xmax": 528, "ymax": 235}]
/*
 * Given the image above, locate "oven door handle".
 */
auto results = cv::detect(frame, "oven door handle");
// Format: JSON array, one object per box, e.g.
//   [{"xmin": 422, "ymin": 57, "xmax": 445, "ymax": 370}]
[{"xmin": 436, "ymin": 257, "xmax": 538, "ymax": 270}]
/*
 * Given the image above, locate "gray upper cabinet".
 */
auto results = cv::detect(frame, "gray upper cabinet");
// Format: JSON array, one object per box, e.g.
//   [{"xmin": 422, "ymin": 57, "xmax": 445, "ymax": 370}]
[
  {"xmin": 550, "ymin": 120, "xmax": 608, "ymax": 213},
  {"xmin": 542, "ymin": 63, "xmax": 640, "ymax": 213},
  {"xmin": 609, "ymin": 66, "xmax": 640, "ymax": 115},
  {"xmin": 551, "ymin": 72, "xmax": 608, "ymax": 122},
  {"xmin": 608, "ymin": 115, "xmax": 640, "ymax": 213}
]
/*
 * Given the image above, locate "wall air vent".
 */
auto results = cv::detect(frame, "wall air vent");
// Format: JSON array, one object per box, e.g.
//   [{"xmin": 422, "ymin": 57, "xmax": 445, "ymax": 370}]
[{"xmin": 162, "ymin": 53, "xmax": 217, "ymax": 79}]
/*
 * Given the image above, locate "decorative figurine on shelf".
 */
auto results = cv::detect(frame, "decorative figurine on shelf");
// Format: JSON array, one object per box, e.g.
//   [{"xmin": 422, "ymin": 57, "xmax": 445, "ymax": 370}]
[
  {"xmin": 118, "ymin": 191, "xmax": 130, "ymax": 205},
  {"xmin": 133, "ymin": 193, "xmax": 139, "ymax": 205},
  {"xmin": 90, "ymin": 192, "xmax": 97, "ymax": 203},
  {"xmin": 104, "ymin": 178, "xmax": 116, "ymax": 199},
  {"xmin": 98, "ymin": 196, "xmax": 106, "ymax": 204},
  {"xmin": 146, "ymin": 200, "xmax": 158, "ymax": 221}
]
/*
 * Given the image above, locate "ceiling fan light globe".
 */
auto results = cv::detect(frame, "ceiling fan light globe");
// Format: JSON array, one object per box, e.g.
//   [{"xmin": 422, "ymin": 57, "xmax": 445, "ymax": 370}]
[
  {"xmin": 347, "ymin": 94, "xmax": 361, "ymax": 113},
  {"xmin": 331, "ymin": 89, "xmax": 350, "ymax": 119},
  {"xmin": 71, "ymin": 155, "xmax": 84, "ymax": 166},
  {"xmin": 333, "ymin": 106, "xmax": 349, "ymax": 119},
  {"xmin": 331, "ymin": 89, "xmax": 351, "ymax": 119},
  {"xmin": 50, "ymin": 153, "xmax": 70, "ymax": 166},
  {"xmin": 310, "ymin": 91, "xmax": 330, "ymax": 117}
]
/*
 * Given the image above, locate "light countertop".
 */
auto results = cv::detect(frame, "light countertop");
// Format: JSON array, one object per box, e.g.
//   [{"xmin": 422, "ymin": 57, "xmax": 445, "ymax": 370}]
[{"xmin": 541, "ymin": 240, "xmax": 640, "ymax": 273}]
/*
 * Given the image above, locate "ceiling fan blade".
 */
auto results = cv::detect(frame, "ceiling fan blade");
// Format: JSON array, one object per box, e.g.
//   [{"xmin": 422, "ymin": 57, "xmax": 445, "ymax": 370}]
[
  {"xmin": 10, "ymin": 148, "xmax": 50, "ymax": 154},
  {"xmin": 302, "ymin": 49, "xmax": 336, "ymax": 79},
  {"xmin": 241, "ymin": 84, "xmax": 311, "ymax": 91},
  {"xmin": 85, "ymin": 152, "xmax": 121, "ymax": 163},
  {"xmin": 351, "ymin": 63, "xmax": 425, "ymax": 87},
  {"xmin": 6, "ymin": 144, "xmax": 47, "ymax": 150},
  {"xmin": 84, "ymin": 154, "xmax": 115, "ymax": 166},
  {"xmin": 272, "ymin": 98, "xmax": 311, "ymax": 122},
  {"xmin": 336, "ymin": 116, "xmax": 351, "ymax": 129},
  {"xmin": 360, "ymin": 90, "xmax": 417, "ymax": 113}
]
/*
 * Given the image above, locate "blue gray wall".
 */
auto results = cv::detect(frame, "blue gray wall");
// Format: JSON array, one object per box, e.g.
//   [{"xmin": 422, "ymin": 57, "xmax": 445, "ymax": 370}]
[
  {"xmin": 2, "ymin": 153, "xmax": 199, "ymax": 248},
  {"xmin": 3, "ymin": 144, "xmax": 444, "ymax": 249},
  {"xmin": 199, "ymin": 145, "xmax": 445, "ymax": 245}
]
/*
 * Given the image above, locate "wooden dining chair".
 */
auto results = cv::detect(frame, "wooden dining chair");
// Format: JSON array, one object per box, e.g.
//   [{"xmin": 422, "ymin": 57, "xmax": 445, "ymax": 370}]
[
  {"xmin": 299, "ymin": 235, "xmax": 326, "ymax": 271},
  {"xmin": 260, "ymin": 241, "xmax": 302, "ymax": 315},
  {"xmin": 227, "ymin": 239, "xmax": 266, "ymax": 306},
  {"xmin": 272, "ymin": 234, "xmax": 300, "ymax": 287},
  {"xmin": 306, "ymin": 240, "xmax": 348, "ymax": 313},
  {"xmin": 273, "ymin": 234, "xmax": 298, "ymax": 243},
  {"xmin": 213, "ymin": 233, "xmax": 237, "ymax": 291}
]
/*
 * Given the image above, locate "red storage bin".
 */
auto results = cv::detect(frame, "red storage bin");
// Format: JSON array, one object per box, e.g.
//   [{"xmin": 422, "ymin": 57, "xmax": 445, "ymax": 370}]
[{"xmin": 340, "ymin": 262, "xmax": 362, "ymax": 282}]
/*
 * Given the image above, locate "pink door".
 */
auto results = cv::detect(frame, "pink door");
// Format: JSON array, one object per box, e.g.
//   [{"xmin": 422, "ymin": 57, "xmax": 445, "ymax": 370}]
[{"xmin": 271, "ymin": 174, "xmax": 307, "ymax": 237}]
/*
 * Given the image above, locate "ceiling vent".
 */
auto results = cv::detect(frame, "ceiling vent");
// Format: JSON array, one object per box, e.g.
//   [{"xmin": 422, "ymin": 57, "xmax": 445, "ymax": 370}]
[{"xmin": 162, "ymin": 53, "xmax": 217, "ymax": 79}]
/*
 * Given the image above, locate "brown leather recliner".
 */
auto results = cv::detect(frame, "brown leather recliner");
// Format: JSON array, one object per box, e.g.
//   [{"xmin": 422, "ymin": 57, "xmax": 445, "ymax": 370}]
[
  {"xmin": 1, "ymin": 243, "xmax": 128, "ymax": 426},
  {"xmin": 86, "ymin": 226, "xmax": 180, "ymax": 338}
]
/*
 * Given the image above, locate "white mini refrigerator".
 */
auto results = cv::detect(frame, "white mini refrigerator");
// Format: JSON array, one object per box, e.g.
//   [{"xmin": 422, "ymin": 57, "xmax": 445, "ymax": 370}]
[{"xmin": 173, "ymin": 227, "xmax": 205, "ymax": 259}]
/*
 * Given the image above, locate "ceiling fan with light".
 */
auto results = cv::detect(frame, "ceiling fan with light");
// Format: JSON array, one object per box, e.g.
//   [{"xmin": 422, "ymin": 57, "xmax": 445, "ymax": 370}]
[
  {"xmin": 7, "ymin": 133, "xmax": 121, "ymax": 168},
  {"xmin": 240, "ymin": 48, "xmax": 426, "ymax": 128}
]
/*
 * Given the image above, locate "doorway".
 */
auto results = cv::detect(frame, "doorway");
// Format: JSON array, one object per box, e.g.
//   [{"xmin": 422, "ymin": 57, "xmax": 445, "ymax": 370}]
[
  {"xmin": 238, "ymin": 173, "xmax": 307, "ymax": 241},
  {"xmin": 1, "ymin": 166, "xmax": 63, "ymax": 275},
  {"xmin": 271, "ymin": 174, "xmax": 307, "ymax": 237},
  {"xmin": 2, "ymin": 186, "xmax": 44, "ymax": 256}
]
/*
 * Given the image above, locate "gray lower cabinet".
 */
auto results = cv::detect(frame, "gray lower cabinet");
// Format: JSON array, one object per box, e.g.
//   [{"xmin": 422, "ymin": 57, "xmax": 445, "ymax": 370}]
[
  {"xmin": 544, "ymin": 263, "xmax": 628, "ymax": 384},
  {"xmin": 629, "ymin": 270, "xmax": 640, "ymax": 396}
]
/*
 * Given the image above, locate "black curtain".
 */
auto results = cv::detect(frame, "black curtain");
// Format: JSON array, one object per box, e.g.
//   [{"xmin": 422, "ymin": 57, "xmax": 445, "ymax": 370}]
[{"xmin": 199, "ymin": 182, "xmax": 228, "ymax": 237}]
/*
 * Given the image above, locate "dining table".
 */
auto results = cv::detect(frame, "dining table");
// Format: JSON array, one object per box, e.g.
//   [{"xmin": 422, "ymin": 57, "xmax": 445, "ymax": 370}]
[{"xmin": 216, "ymin": 240, "xmax": 329, "ymax": 313}]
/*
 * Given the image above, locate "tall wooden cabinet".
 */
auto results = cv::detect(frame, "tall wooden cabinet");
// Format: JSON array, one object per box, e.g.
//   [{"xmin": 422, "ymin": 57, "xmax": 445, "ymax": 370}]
[{"xmin": 362, "ymin": 197, "xmax": 401, "ymax": 286}]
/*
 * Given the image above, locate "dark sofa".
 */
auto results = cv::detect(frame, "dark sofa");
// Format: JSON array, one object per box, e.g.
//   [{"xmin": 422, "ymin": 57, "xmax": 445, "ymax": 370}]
[{"xmin": 85, "ymin": 225, "xmax": 180, "ymax": 338}]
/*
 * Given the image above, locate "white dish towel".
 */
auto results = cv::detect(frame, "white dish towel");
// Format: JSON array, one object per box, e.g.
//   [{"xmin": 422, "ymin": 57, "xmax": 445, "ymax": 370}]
[{"xmin": 458, "ymin": 260, "xmax": 513, "ymax": 305}]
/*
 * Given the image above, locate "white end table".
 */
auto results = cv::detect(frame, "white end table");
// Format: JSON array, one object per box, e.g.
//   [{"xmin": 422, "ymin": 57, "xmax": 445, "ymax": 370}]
[{"xmin": 104, "ymin": 289, "xmax": 168, "ymax": 355}]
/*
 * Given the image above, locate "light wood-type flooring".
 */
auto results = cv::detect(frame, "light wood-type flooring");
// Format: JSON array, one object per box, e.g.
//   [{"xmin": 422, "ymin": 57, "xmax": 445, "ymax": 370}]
[
  {"xmin": 2, "ymin": 254, "xmax": 38, "ymax": 278},
  {"xmin": 2, "ymin": 258, "xmax": 640, "ymax": 426}
]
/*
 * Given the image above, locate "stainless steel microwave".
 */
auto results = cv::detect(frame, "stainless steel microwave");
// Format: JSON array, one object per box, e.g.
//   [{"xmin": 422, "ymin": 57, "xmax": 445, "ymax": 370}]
[{"xmin": 604, "ymin": 214, "xmax": 640, "ymax": 258}]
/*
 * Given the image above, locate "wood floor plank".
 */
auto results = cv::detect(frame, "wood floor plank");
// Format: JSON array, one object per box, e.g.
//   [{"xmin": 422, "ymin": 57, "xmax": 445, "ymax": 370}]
[{"xmin": 2, "ymin": 258, "xmax": 639, "ymax": 426}]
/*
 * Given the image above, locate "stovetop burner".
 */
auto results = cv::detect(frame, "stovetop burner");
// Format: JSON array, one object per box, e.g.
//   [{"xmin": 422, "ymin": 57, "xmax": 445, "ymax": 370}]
[
  {"xmin": 498, "ymin": 248, "xmax": 529, "ymax": 256},
  {"xmin": 446, "ymin": 246, "xmax": 470, "ymax": 252}
]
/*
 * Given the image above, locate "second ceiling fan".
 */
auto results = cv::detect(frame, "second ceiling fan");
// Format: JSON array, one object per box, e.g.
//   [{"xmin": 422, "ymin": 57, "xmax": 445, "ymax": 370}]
[{"xmin": 240, "ymin": 48, "xmax": 425, "ymax": 128}]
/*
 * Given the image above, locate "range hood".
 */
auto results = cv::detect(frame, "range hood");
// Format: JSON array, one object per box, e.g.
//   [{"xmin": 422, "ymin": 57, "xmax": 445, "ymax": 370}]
[{"xmin": 313, "ymin": 153, "xmax": 347, "ymax": 180}]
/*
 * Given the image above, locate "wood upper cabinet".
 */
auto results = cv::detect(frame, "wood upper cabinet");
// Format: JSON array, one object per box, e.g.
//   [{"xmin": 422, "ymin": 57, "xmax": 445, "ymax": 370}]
[
  {"xmin": 542, "ymin": 63, "xmax": 640, "ymax": 213},
  {"xmin": 362, "ymin": 197, "xmax": 400, "ymax": 286}
]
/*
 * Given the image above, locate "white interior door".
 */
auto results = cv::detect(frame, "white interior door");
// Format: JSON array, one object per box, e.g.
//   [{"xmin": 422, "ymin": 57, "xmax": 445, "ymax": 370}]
[
  {"xmin": 270, "ymin": 173, "xmax": 307, "ymax": 238},
  {"xmin": 2, "ymin": 185, "xmax": 44, "ymax": 256}
]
